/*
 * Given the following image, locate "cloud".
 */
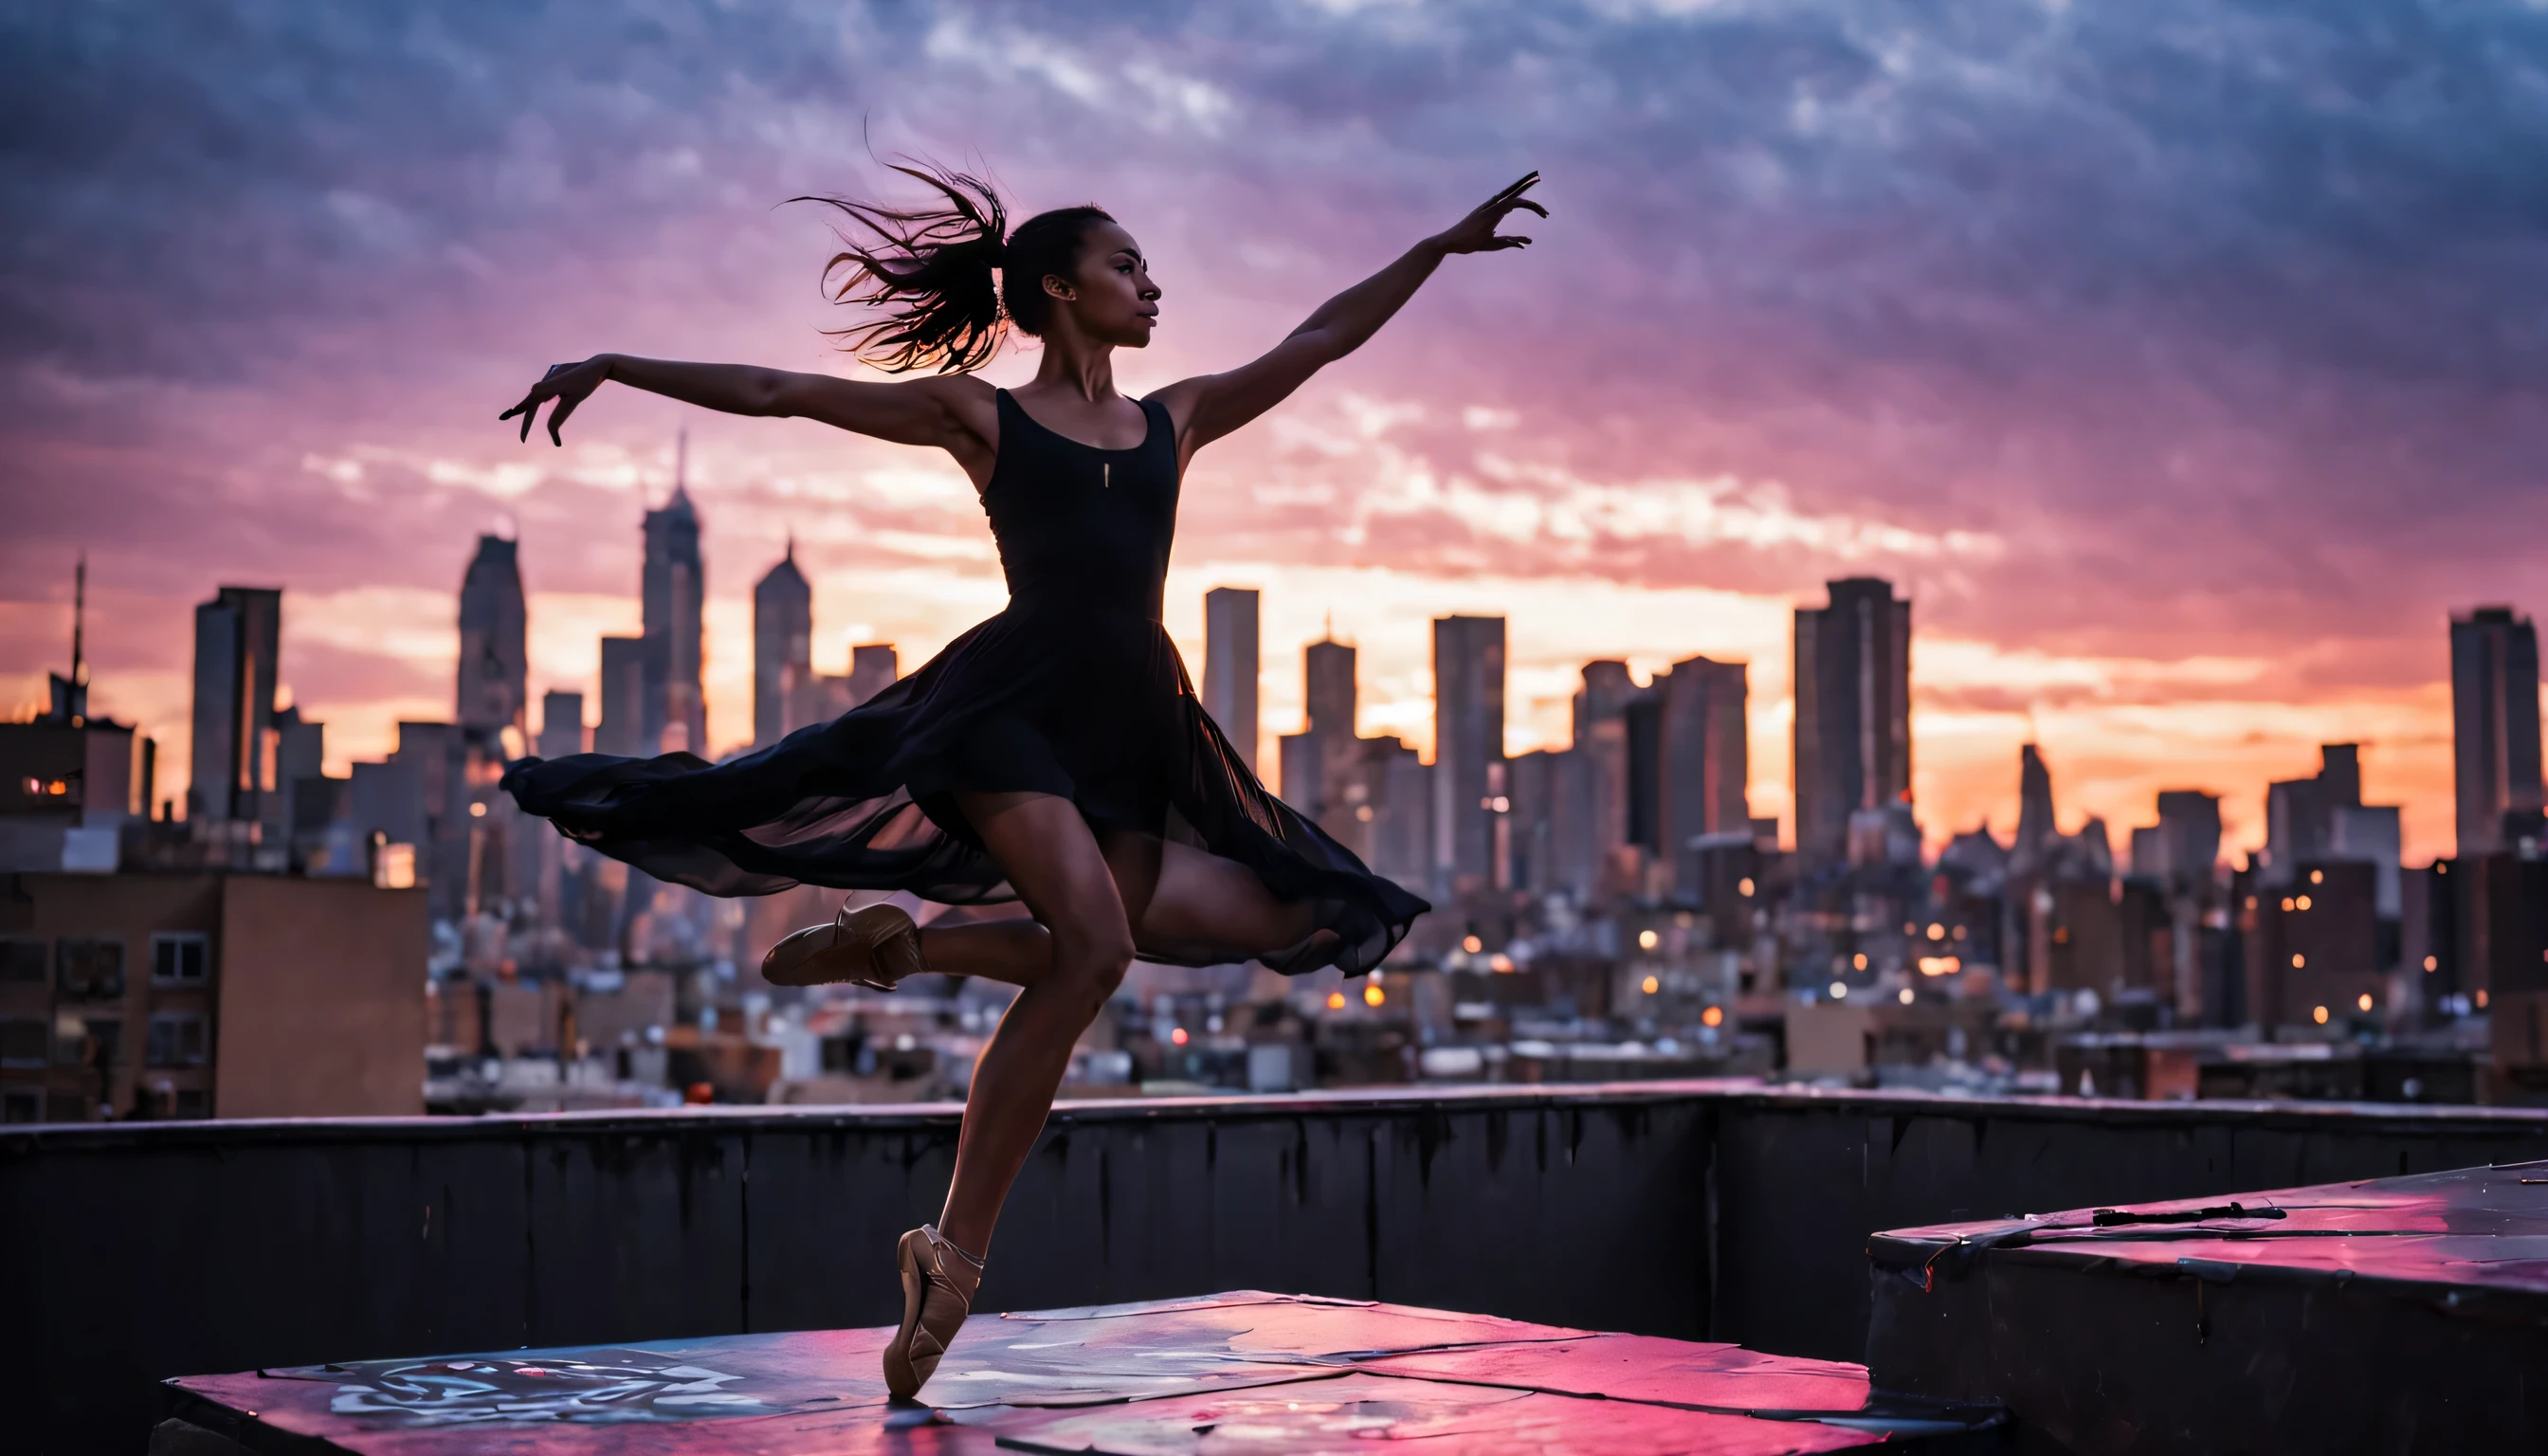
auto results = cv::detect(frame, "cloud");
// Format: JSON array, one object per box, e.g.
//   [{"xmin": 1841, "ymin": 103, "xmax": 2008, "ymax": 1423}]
[{"xmin": 4, "ymin": 0, "xmax": 2539, "ymax": 859}]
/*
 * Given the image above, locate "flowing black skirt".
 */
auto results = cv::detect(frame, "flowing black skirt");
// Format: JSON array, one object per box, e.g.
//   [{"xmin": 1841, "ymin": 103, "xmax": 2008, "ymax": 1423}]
[{"xmin": 501, "ymin": 603, "xmax": 1426, "ymax": 975}]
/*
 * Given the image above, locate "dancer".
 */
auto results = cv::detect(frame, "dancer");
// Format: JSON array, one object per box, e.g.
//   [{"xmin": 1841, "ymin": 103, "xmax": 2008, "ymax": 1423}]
[{"xmin": 497, "ymin": 165, "xmax": 1543, "ymax": 1397}]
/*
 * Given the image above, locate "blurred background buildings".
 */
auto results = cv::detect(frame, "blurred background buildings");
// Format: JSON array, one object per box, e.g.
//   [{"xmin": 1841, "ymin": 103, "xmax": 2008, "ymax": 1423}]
[{"xmin": 6, "ymin": 507, "xmax": 2544, "ymax": 1122}]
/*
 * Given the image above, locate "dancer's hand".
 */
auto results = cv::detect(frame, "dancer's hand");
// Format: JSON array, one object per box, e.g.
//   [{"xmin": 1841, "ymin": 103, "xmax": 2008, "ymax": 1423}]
[
  {"xmin": 500, "ymin": 356, "xmax": 610, "ymax": 446},
  {"xmin": 1432, "ymin": 173, "xmax": 1545, "ymax": 255}
]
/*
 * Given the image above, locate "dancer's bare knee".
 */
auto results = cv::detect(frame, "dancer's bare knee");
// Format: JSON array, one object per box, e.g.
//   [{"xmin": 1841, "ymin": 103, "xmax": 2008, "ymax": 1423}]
[{"xmin": 1052, "ymin": 936, "xmax": 1133, "ymax": 1007}]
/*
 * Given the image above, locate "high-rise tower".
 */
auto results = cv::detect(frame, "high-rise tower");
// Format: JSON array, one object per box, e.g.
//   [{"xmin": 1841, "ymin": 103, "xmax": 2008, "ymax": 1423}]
[
  {"xmin": 1793, "ymin": 577, "xmax": 1912, "ymax": 864},
  {"xmin": 642, "ymin": 435, "xmax": 706, "ymax": 756},
  {"xmin": 753, "ymin": 540, "xmax": 812, "ymax": 750},
  {"xmin": 1202, "ymin": 587, "xmax": 1261, "ymax": 771},
  {"xmin": 456, "ymin": 535, "xmax": 528, "ymax": 737},
  {"xmin": 189, "ymin": 585, "xmax": 282, "ymax": 822},
  {"xmin": 2451, "ymin": 607, "xmax": 2544, "ymax": 857},
  {"xmin": 1430, "ymin": 615, "xmax": 1506, "ymax": 898}
]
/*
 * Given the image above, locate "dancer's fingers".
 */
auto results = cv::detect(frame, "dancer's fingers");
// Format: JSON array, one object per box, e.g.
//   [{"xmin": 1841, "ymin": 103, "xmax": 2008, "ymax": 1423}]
[
  {"xmin": 547, "ymin": 394, "xmax": 581, "ymax": 446},
  {"xmin": 1509, "ymin": 198, "xmax": 1550, "ymax": 219}
]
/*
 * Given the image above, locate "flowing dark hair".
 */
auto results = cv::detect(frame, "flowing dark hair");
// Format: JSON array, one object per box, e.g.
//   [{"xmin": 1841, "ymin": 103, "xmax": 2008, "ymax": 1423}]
[{"xmin": 792, "ymin": 163, "xmax": 1115, "ymax": 374}]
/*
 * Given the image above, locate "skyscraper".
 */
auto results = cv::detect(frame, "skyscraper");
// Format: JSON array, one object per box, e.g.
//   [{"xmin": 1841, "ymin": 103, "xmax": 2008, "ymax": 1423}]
[
  {"xmin": 1304, "ymin": 636, "xmax": 1356, "ymax": 739},
  {"xmin": 2450, "ymin": 607, "xmax": 2544, "ymax": 857},
  {"xmin": 537, "ymin": 690, "xmax": 586, "ymax": 760},
  {"xmin": 594, "ymin": 637, "xmax": 648, "ymax": 757},
  {"xmin": 188, "ymin": 585, "xmax": 282, "ymax": 822},
  {"xmin": 1574, "ymin": 660, "xmax": 1642, "ymax": 874},
  {"xmin": 1430, "ymin": 615, "xmax": 1505, "ymax": 897},
  {"xmin": 1658, "ymin": 655, "xmax": 1750, "ymax": 853},
  {"xmin": 642, "ymin": 446, "xmax": 706, "ymax": 756},
  {"xmin": 456, "ymin": 535, "xmax": 528, "ymax": 738},
  {"xmin": 1792, "ymin": 577, "xmax": 1911, "ymax": 864},
  {"xmin": 753, "ymin": 542, "xmax": 812, "ymax": 750},
  {"xmin": 1202, "ymin": 587, "xmax": 1261, "ymax": 771}
]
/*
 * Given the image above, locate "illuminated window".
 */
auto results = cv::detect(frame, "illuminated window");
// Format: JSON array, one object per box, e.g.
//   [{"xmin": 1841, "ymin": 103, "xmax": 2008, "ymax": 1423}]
[
  {"xmin": 2312, "ymin": 1006, "xmax": 2329, "ymax": 1025},
  {"xmin": 1461, "ymin": 935, "xmax": 1483, "ymax": 955},
  {"xmin": 2280, "ymin": 898, "xmax": 2294, "ymax": 912},
  {"xmin": 1828, "ymin": 981, "xmax": 1848, "ymax": 999},
  {"xmin": 1852, "ymin": 953, "xmax": 1867, "ymax": 971},
  {"xmin": 1362, "ymin": 983, "xmax": 1385, "ymax": 1007},
  {"xmin": 1325, "ymin": 991, "xmax": 1347, "ymax": 1010},
  {"xmin": 2291, "ymin": 954, "xmax": 2305, "ymax": 969},
  {"xmin": 1637, "ymin": 929, "xmax": 1659, "ymax": 951},
  {"xmin": 1927, "ymin": 924, "xmax": 1945, "ymax": 941},
  {"xmin": 2309, "ymin": 869, "xmax": 2323, "ymax": 885},
  {"xmin": 2296, "ymin": 896, "xmax": 2311, "ymax": 911},
  {"xmin": 1170, "ymin": 1027, "xmax": 1189, "ymax": 1046},
  {"xmin": 1641, "ymin": 974, "xmax": 1660, "ymax": 994},
  {"xmin": 2424, "ymin": 956, "xmax": 2438, "ymax": 972},
  {"xmin": 2357, "ymin": 992, "xmax": 2374, "ymax": 1012},
  {"xmin": 2478, "ymin": 989, "xmax": 2490, "ymax": 1009},
  {"xmin": 1701, "ymin": 1006, "xmax": 1724, "ymax": 1028},
  {"xmin": 1737, "ymin": 878, "xmax": 1755, "ymax": 897},
  {"xmin": 1898, "ymin": 988, "xmax": 1914, "ymax": 1005}
]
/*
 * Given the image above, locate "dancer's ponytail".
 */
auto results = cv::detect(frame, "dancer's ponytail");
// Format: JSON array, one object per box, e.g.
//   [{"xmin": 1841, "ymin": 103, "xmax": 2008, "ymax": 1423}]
[{"xmin": 795, "ymin": 163, "xmax": 1115, "ymax": 374}]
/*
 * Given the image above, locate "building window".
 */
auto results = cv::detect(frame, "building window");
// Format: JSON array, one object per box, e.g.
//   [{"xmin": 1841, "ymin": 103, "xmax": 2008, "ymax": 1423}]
[
  {"xmin": 56, "ymin": 937, "xmax": 125, "ymax": 1000},
  {"xmin": 0, "ymin": 1017, "xmax": 45, "ymax": 1068},
  {"xmin": 0, "ymin": 937, "xmax": 44, "ymax": 983},
  {"xmin": 147, "ymin": 1013, "xmax": 209, "ymax": 1068},
  {"xmin": 152, "ymin": 934, "xmax": 210, "ymax": 986},
  {"xmin": 44, "ymin": 1090, "xmax": 89, "ymax": 1122},
  {"xmin": 1, "ymin": 1090, "xmax": 36, "ymax": 1123},
  {"xmin": 174, "ymin": 1088, "xmax": 208, "ymax": 1118},
  {"xmin": 55, "ymin": 1016, "xmax": 121, "ymax": 1070}
]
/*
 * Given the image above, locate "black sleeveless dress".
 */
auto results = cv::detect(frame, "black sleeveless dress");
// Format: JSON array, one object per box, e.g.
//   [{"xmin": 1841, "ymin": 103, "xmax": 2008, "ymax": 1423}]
[{"xmin": 500, "ymin": 389, "xmax": 1427, "ymax": 975}]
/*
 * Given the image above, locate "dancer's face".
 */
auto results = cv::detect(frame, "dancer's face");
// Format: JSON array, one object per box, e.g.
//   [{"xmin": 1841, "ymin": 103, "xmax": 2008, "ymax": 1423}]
[{"xmin": 1044, "ymin": 222, "xmax": 1158, "ymax": 349}]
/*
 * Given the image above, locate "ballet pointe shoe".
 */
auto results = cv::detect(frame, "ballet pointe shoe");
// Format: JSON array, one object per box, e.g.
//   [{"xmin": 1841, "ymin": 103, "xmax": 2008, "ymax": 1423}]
[
  {"xmin": 759, "ymin": 902, "xmax": 924, "ymax": 990},
  {"xmin": 883, "ymin": 1224, "xmax": 984, "ymax": 1400}
]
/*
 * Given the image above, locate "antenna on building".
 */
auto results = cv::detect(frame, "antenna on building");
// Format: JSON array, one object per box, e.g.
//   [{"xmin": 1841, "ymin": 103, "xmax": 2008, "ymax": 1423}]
[{"xmin": 675, "ymin": 426, "xmax": 688, "ymax": 500}]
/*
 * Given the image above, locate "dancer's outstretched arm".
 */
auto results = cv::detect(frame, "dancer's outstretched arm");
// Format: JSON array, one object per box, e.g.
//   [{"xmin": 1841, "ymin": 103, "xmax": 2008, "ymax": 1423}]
[
  {"xmin": 500, "ymin": 357, "xmax": 997, "ymax": 475},
  {"xmin": 1156, "ymin": 172, "xmax": 1543, "ymax": 462}
]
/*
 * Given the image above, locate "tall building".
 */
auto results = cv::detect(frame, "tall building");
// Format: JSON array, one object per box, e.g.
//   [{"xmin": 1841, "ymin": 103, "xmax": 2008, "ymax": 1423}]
[
  {"xmin": 2010, "ymin": 744, "xmax": 2057, "ymax": 876},
  {"xmin": 188, "ymin": 586, "xmax": 282, "ymax": 824},
  {"xmin": 1658, "ymin": 655, "xmax": 1750, "ymax": 866},
  {"xmin": 1202, "ymin": 588, "xmax": 1261, "ymax": 771},
  {"xmin": 1278, "ymin": 635, "xmax": 1355, "ymax": 818},
  {"xmin": 1792, "ymin": 577, "xmax": 1911, "ymax": 865},
  {"xmin": 1573, "ymin": 661, "xmax": 1643, "ymax": 877},
  {"xmin": 753, "ymin": 543, "xmax": 812, "ymax": 750},
  {"xmin": 2148, "ymin": 790, "xmax": 2223, "ymax": 895},
  {"xmin": 594, "ymin": 637, "xmax": 648, "ymax": 757},
  {"xmin": 537, "ymin": 691, "xmax": 586, "ymax": 761},
  {"xmin": 455, "ymin": 536, "xmax": 528, "ymax": 738},
  {"xmin": 1304, "ymin": 636, "xmax": 1356, "ymax": 738},
  {"xmin": 2450, "ymin": 607, "xmax": 2544, "ymax": 857},
  {"xmin": 642, "ymin": 455, "xmax": 706, "ymax": 756},
  {"xmin": 1430, "ymin": 615, "xmax": 1505, "ymax": 898}
]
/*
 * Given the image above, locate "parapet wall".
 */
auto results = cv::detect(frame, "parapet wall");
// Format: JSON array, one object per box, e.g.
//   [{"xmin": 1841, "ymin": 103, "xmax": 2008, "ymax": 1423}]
[{"xmin": 9, "ymin": 1082, "xmax": 2548, "ymax": 1452}]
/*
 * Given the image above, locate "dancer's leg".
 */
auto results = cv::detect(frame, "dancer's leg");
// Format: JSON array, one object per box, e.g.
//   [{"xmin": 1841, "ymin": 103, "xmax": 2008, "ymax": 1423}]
[
  {"xmin": 1113, "ymin": 835, "xmax": 1326, "ymax": 963},
  {"xmin": 916, "ymin": 919, "xmax": 1052, "ymax": 988},
  {"xmin": 936, "ymin": 791, "xmax": 1135, "ymax": 1255}
]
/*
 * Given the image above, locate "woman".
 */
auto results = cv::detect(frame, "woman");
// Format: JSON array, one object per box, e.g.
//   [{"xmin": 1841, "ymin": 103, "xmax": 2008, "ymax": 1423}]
[{"xmin": 498, "ymin": 164, "xmax": 1543, "ymax": 1398}]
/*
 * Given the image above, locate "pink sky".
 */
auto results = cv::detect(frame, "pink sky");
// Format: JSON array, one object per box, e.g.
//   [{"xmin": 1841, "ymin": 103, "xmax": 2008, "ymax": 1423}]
[{"xmin": 9, "ymin": 3, "xmax": 2546, "ymax": 865}]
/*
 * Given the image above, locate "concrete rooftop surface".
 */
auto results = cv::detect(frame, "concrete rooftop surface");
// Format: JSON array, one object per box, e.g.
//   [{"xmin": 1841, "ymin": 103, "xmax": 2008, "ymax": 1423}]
[{"xmin": 162, "ymin": 1291, "xmax": 2002, "ymax": 1454}]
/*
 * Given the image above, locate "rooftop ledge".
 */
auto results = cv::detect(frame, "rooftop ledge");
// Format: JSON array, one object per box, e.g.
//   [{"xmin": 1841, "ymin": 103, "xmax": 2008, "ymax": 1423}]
[
  {"xmin": 13, "ymin": 1075, "xmax": 2548, "ymax": 1149},
  {"xmin": 13, "ymin": 1079, "xmax": 2548, "ymax": 1451}
]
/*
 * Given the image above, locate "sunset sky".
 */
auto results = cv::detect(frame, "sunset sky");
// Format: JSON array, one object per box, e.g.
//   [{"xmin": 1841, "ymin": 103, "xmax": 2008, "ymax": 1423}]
[{"xmin": 9, "ymin": 1, "xmax": 2548, "ymax": 864}]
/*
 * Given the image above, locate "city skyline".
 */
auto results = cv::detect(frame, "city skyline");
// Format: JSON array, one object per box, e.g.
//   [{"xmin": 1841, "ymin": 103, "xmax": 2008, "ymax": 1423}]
[
  {"xmin": 12, "ymin": 4, "xmax": 2548, "ymax": 863},
  {"xmin": 24, "ymin": 519, "xmax": 2537, "ymax": 873}
]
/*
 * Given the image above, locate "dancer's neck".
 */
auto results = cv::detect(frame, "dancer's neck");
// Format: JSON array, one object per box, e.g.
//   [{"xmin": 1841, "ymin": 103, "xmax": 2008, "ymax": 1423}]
[{"xmin": 1026, "ymin": 334, "xmax": 1119, "ymax": 406}]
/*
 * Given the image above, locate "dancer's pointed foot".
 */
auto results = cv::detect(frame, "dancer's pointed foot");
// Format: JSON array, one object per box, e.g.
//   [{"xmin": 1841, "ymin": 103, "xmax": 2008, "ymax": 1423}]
[
  {"xmin": 883, "ymin": 1224, "xmax": 984, "ymax": 1400},
  {"xmin": 760, "ymin": 902, "xmax": 924, "ymax": 990}
]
